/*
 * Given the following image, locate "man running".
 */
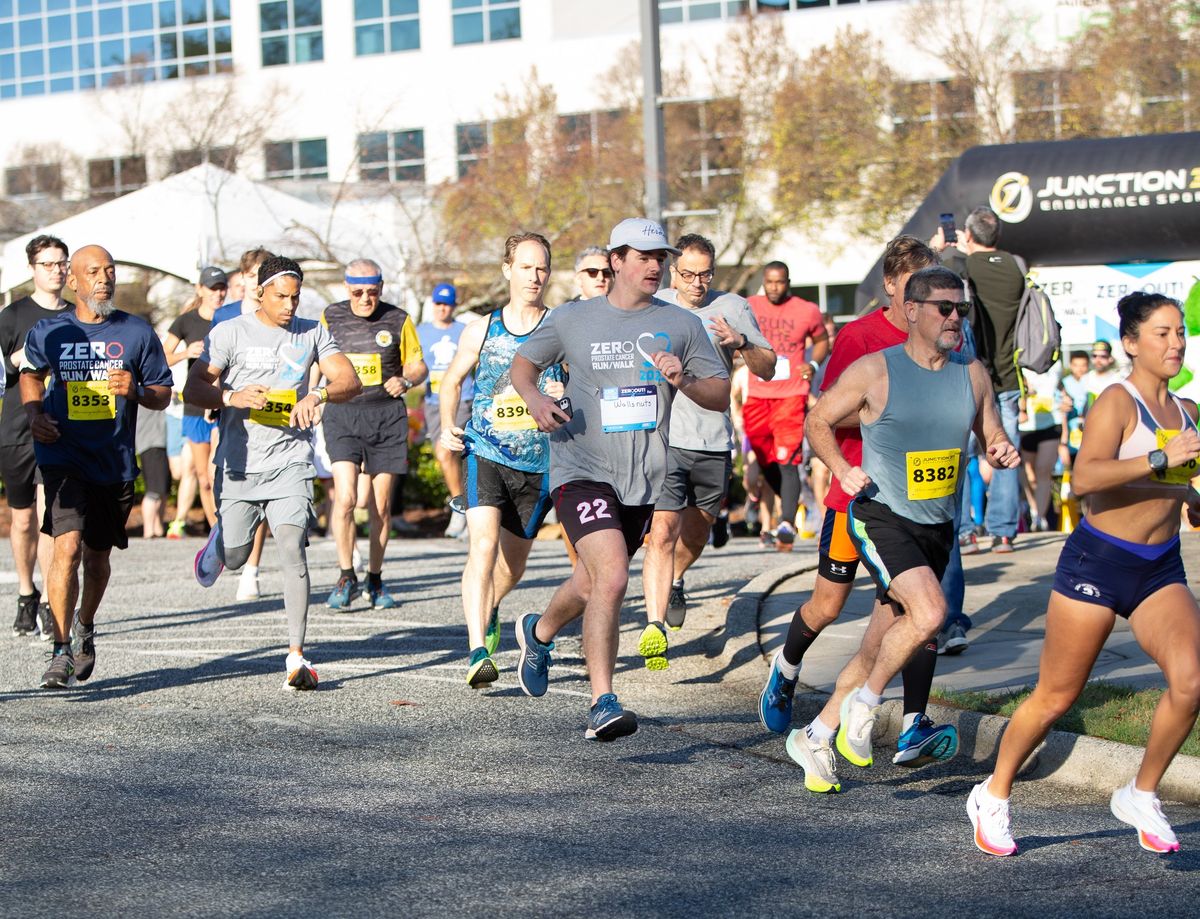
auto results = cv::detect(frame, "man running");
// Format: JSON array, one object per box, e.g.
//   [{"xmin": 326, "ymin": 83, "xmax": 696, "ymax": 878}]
[
  {"xmin": 321, "ymin": 258, "xmax": 426, "ymax": 610},
  {"xmin": 186, "ymin": 256, "xmax": 360, "ymax": 690},
  {"xmin": 790, "ymin": 265, "xmax": 1018, "ymax": 792},
  {"xmin": 438, "ymin": 233, "xmax": 564, "ymax": 688},
  {"xmin": 745, "ymin": 261, "xmax": 829, "ymax": 550},
  {"xmin": 639, "ymin": 233, "xmax": 774, "ymax": 668},
  {"xmin": 510, "ymin": 217, "xmax": 729, "ymax": 740},
  {"xmin": 416, "ymin": 283, "xmax": 473, "ymax": 539},
  {"xmin": 1, "ymin": 235, "xmax": 70, "ymax": 641},
  {"xmin": 19, "ymin": 245, "xmax": 173, "ymax": 688}
]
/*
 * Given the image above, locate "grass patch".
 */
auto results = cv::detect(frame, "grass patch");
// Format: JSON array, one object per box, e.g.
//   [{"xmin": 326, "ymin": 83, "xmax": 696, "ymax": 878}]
[{"xmin": 930, "ymin": 683, "xmax": 1200, "ymax": 758}]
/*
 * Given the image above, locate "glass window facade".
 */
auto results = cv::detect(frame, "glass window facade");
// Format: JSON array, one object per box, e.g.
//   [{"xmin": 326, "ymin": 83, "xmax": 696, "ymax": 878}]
[
  {"xmin": 260, "ymin": 0, "xmax": 322, "ymax": 67},
  {"xmin": 354, "ymin": 0, "xmax": 418, "ymax": 56},
  {"xmin": 358, "ymin": 128, "xmax": 424, "ymax": 182},
  {"xmin": 88, "ymin": 153, "xmax": 146, "ymax": 199},
  {"xmin": 264, "ymin": 137, "xmax": 327, "ymax": 180},
  {"xmin": 658, "ymin": 0, "xmax": 894, "ymax": 23},
  {"xmin": 452, "ymin": 0, "xmax": 519, "ymax": 46},
  {"xmin": 5, "ymin": 161, "xmax": 62, "ymax": 196},
  {"xmin": 0, "ymin": 1, "xmax": 232, "ymax": 100},
  {"xmin": 455, "ymin": 120, "xmax": 487, "ymax": 178}
]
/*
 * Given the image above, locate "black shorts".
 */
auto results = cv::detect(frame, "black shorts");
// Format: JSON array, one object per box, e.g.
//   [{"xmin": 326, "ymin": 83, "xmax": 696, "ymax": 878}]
[
  {"xmin": 322, "ymin": 401, "xmax": 409, "ymax": 475},
  {"xmin": 656, "ymin": 447, "xmax": 731, "ymax": 516},
  {"xmin": 555, "ymin": 480, "xmax": 655, "ymax": 559},
  {"xmin": 818, "ymin": 507, "xmax": 861, "ymax": 584},
  {"xmin": 847, "ymin": 497, "xmax": 953, "ymax": 603},
  {"xmin": 139, "ymin": 448, "xmax": 170, "ymax": 500},
  {"xmin": 1020, "ymin": 425, "xmax": 1062, "ymax": 453},
  {"xmin": 0, "ymin": 442, "xmax": 40, "ymax": 509},
  {"xmin": 41, "ymin": 468, "xmax": 136, "ymax": 552},
  {"xmin": 464, "ymin": 453, "xmax": 552, "ymax": 539}
]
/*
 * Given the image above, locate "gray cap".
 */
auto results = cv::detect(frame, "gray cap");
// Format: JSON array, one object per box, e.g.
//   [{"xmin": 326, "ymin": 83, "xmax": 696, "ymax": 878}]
[
  {"xmin": 199, "ymin": 266, "xmax": 228, "ymax": 289},
  {"xmin": 608, "ymin": 218, "xmax": 680, "ymax": 255}
]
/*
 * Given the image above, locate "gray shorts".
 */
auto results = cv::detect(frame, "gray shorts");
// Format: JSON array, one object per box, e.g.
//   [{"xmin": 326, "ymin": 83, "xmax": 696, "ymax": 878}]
[
  {"xmin": 426, "ymin": 399, "xmax": 471, "ymax": 446},
  {"xmin": 656, "ymin": 447, "xmax": 731, "ymax": 516},
  {"xmin": 215, "ymin": 463, "xmax": 315, "ymax": 547}
]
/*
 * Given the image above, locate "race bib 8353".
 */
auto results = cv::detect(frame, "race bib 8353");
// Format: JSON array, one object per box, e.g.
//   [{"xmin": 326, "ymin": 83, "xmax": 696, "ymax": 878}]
[{"xmin": 66, "ymin": 380, "xmax": 115, "ymax": 421}]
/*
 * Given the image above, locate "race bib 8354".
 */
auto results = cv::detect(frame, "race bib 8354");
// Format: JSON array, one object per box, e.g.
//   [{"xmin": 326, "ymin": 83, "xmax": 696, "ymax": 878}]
[{"xmin": 250, "ymin": 389, "xmax": 297, "ymax": 426}]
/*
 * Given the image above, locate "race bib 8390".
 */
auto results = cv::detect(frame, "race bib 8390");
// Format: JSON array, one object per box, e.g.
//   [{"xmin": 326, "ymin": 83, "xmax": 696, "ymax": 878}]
[{"xmin": 1154, "ymin": 429, "xmax": 1199, "ymax": 485}]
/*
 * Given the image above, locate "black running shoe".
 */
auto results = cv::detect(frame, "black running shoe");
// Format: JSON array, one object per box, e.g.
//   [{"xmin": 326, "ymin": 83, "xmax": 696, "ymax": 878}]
[
  {"xmin": 40, "ymin": 650, "xmax": 75, "ymax": 689},
  {"xmin": 37, "ymin": 602, "xmax": 55, "ymax": 642},
  {"xmin": 12, "ymin": 590, "xmax": 39, "ymax": 636},
  {"xmin": 711, "ymin": 513, "xmax": 730, "ymax": 549},
  {"xmin": 75, "ymin": 627, "xmax": 96, "ymax": 682},
  {"xmin": 666, "ymin": 582, "xmax": 687, "ymax": 631}
]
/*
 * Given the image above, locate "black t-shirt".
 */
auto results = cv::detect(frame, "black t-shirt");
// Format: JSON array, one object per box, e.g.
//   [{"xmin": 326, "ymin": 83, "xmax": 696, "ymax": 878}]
[
  {"xmin": 0, "ymin": 296, "xmax": 71, "ymax": 446},
  {"xmin": 167, "ymin": 309, "xmax": 213, "ymax": 416},
  {"xmin": 963, "ymin": 250, "xmax": 1025, "ymax": 394},
  {"xmin": 320, "ymin": 300, "xmax": 421, "ymax": 406}
]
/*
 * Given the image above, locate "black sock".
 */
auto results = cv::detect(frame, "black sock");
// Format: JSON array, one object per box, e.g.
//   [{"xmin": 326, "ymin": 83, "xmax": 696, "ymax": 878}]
[
  {"xmin": 901, "ymin": 641, "xmax": 939, "ymax": 716},
  {"xmin": 367, "ymin": 571, "xmax": 382, "ymax": 590},
  {"xmin": 53, "ymin": 641, "xmax": 70, "ymax": 655},
  {"xmin": 782, "ymin": 613, "xmax": 821, "ymax": 666},
  {"xmin": 340, "ymin": 568, "xmax": 357, "ymax": 582}
]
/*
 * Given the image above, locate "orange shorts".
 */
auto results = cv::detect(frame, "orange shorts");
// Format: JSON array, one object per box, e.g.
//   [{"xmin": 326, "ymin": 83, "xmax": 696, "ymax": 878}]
[{"xmin": 818, "ymin": 508, "xmax": 860, "ymax": 583}]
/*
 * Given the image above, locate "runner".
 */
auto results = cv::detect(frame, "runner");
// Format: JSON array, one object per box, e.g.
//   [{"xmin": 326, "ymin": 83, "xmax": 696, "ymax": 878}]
[
  {"xmin": 0, "ymin": 234, "xmax": 70, "ymax": 640},
  {"xmin": 968, "ymin": 292, "xmax": 1200, "ymax": 857},
  {"xmin": 744, "ymin": 261, "xmax": 829, "ymax": 551},
  {"xmin": 759, "ymin": 237, "xmax": 964, "ymax": 784},
  {"xmin": 19, "ymin": 245, "xmax": 173, "ymax": 688},
  {"xmin": 186, "ymin": 256, "xmax": 361, "ymax": 690},
  {"xmin": 510, "ymin": 217, "xmax": 729, "ymax": 740},
  {"xmin": 639, "ymin": 233, "xmax": 774, "ymax": 668},
  {"xmin": 437, "ymin": 233, "xmax": 564, "ymax": 688},
  {"xmin": 416, "ymin": 282, "xmax": 473, "ymax": 539},
  {"xmin": 320, "ymin": 258, "xmax": 426, "ymax": 610},
  {"xmin": 792, "ymin": 265, "xmax": 1018, "ymax": 791}
]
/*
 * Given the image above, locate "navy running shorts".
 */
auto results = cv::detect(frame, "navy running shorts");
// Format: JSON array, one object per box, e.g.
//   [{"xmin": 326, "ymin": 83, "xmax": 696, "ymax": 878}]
[{"xmin": 464, "ymin": 453, "xmax": 552, "ymax": 540}]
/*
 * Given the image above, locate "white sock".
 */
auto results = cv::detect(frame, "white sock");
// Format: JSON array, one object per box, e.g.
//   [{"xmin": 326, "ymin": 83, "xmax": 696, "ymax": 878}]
[
  {"xmin": 981, "ymin": 775, "xmax": 1008, "ymax": 803},
  {"xmin": 776, "ymin": 651, "xmax": 801, "ymax": 681},
  {"xmin": 902, "ymin": 712, "xmax": 921, "ymax": 732},
  {"xmin": 806, "ymin": 717, "xmax": 836, "ymax": 743},
  {"xmin": 1127, "ymin": 781, "xmax": 1156, "ymax": 802},
  {"xmin": 242, "ymin": 565, "xmax": 259, "ymax": 578},
  {"xmin": 857, "ymin": 686, "xmax": 883, "ymax": 708}
]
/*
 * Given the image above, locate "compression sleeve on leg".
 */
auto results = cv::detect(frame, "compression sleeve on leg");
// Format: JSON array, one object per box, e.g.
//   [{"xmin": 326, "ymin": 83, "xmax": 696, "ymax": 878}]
[
  {"xmin": 779, "ymin": 465, "xmax": 801, "ymax": 526},
  {"xmin": 274, "ymin": 524, "xmax": 310, "ymax": 649}
]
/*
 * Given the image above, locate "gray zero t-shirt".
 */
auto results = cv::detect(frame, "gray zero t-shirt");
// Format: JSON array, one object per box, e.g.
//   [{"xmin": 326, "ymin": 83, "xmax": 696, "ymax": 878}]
[
  {"xmin": 517, "ymin": 295, "xmax": 728, "ymax": 505},
  {"xmin": 201, "ymin": 313, "xmax": 339, "ymax": 476},
  {"xmin": 655, "ymin": 288, "xmax": 769, "ymax": 451}
]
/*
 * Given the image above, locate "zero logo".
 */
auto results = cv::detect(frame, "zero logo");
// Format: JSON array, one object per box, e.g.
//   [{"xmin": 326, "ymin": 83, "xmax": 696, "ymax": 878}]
[
  {"xmin": 990, "ymin": 171, "xmax": 1033, "ymax": 224},
  {"xmin": 576, "ymin": 498, "xmax": 612, "ymax": 525},
  {"xmin": 105, "ymin": 341, "xmax": 125, "ymax": 360}
]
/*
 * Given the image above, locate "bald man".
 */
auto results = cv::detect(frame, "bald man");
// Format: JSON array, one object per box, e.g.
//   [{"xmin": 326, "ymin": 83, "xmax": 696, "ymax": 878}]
[{"xmin": 19, "ymin": 245, "xmax": 174, "ymax": 689}]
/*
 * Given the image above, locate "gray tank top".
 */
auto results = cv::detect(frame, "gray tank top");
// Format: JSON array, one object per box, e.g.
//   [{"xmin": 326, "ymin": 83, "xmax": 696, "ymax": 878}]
[{"xmin": 860, "ymin": 345, "xmax": 977, "ymax": 525}]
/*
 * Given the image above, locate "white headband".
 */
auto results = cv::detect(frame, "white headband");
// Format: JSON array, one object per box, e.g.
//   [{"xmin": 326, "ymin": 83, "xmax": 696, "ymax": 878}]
[{"xmin": 260, "ymin": 270, "xmax": 301, "ymax": 289}]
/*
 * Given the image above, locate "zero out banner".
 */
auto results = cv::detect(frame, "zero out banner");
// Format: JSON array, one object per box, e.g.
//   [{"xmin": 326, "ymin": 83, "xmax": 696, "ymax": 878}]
[{"xmin": 854, "ymin": 132, "xmax": 1200, "ymax": 313}]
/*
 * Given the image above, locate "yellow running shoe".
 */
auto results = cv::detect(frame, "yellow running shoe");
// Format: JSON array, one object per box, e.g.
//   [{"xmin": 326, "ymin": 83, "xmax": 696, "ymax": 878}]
[{"xmin": 637, "ymin": 622, "xmax": 668, "ymax": 671}]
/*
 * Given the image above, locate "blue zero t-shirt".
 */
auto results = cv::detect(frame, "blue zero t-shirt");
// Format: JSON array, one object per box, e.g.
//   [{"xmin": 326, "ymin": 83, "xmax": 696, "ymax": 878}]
[
  {"xmin": 416, "ymin": 319, "xmax": 474, "ymax": 405},
  {"xmin": 22, "ymin": 310, "xmax": 173, "ymax": 484}
]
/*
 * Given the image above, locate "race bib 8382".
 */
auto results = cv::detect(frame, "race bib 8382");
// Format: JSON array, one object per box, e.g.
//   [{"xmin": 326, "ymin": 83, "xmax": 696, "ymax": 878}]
[{"xmin": 905, "ymin": 448, "xmax": 960, "ymax": 500}]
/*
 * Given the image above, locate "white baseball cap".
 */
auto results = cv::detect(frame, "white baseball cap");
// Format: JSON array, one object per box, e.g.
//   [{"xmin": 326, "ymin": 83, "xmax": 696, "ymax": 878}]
[{"xmin": 608, "ymin": 217, "xmax": 680, "ymax": 255}]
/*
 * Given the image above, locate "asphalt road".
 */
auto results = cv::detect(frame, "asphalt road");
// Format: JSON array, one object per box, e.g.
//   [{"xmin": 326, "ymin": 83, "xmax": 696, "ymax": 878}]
[{"xmin": 1, "ymin": 533, "xmax": 1197, "ymax": 917}]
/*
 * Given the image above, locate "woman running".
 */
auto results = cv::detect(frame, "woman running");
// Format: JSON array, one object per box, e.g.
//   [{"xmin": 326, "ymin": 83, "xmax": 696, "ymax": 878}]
[{"xmin": 968, "ymin": 291, "xmax": 1200, "ymax": 857}]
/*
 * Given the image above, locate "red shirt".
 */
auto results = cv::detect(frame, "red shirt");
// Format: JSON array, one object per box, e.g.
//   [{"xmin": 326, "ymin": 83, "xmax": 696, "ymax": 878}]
[
  {"xmin": 746, "ymin": 294, "xmax": 825, "ymax": 400},
  {"xmin": 820, "ymin": 307, "xmax": 907, "ymax": 512}
]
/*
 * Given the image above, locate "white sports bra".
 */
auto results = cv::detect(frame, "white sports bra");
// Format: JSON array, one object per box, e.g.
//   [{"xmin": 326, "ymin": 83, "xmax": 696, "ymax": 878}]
[{"xmin": 1116, "ymin": 380, "xmax": 1198, "ymax": 490}]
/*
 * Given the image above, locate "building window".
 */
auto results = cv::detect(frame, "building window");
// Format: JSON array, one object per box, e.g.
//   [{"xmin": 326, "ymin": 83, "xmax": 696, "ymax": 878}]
[
  {"xmin": 452, "ymin": 0, "xmax": 520, "ymax": 46},
  {"xmin": 260, "ymin": 0, "xmax": 322, "ymax": 67},
  {"xmin": 88, "ymin": 155, "xmax": 146, "ymax": 199},
  {"xmin": 354, "ymin": 0, "xmax": 419, "ymax": 56},
  {"xmin": 664, "ymin": 98, "xmax": 742, "ymax": 198},
  {"xmin": 264, "ymin": 137, "xmax": 328, "ymax": 180},
  {"xmin": 658, "ymin": 0, "xmax": 886, "ymax": 23},
  {"xmin": 455, "ymin": 121, "xmax": 488, "ymax": 178},
  {"xmin": 169, "ymin": 145, "xmax": 238, "ymax": 175},
  {"xmin": 556, "ymin": 110, "xmax": 624, "ymax": 159},
  {"xmin": 1013, "ymin": 71, "xmax": 1085, "ymax": 142},
  {"xmin": 4, "ymin": 162, "xmax": 61, "ymax": 197},
  {"xmin": 358, "ymin": 128, "xmax": 425, "ymax": 182},
  {"xmin": 891, "ymin": 78, "xmax": 977, "ymax": 157},
  {"xmin": 0, "ymin": 0, "xmax": 232, "ymax": 99}
]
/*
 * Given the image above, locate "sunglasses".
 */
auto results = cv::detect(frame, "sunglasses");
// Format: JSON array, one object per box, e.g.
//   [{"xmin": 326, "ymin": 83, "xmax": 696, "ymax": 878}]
[
  {"xmin": 349, "ymin": 288, "xmax": 381, "ymax": 298},
  {"xmin": 580, "ymin": 268, "xmax": 614, "ymax": 280},
  {"xmin": 913, "ymin": 298, "xmax": 970, "ymax": 318}
]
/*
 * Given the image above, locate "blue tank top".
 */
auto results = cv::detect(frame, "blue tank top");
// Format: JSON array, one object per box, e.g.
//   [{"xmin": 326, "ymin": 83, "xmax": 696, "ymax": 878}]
[{"xmin": 465, "ymin": 308, "xmax": 563, "ymax": 474}]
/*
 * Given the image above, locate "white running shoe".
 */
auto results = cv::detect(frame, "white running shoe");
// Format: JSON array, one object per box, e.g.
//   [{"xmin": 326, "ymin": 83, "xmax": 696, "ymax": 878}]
[
  {"xmin": 967, "ymin": 780, "xmax": 1017, "ymax": 856},
  {"xmin": 835, "ymin": 688, "xmax": 878, "ymax": 767},
  {"xmin": 236, "ymin": 568, "xmax": 260, "ymax": 601},
  {"xmin": 284, "ymin": 651, "xmax": 318, "ymax": 691},
  {"xmin": 785, "ymin": 728, "xmax": 841, "ymax": 793},
  {"xmin": 194, "ymin": 522, "xmax": 224, "ymax": 588},
  {"xmin": 1110, "ymin": 780, "xmax": 1180, "ymax": 853}
]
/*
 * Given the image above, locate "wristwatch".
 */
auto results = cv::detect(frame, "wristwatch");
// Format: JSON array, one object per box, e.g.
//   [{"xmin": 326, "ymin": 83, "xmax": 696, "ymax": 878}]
[
  {"xmin": 733, "ymin": 334, "xmax": 748, "ymax": 351},
  {"xmin": 1148, "ymin": 449, "xmax": 1169, "ymax": 474}
]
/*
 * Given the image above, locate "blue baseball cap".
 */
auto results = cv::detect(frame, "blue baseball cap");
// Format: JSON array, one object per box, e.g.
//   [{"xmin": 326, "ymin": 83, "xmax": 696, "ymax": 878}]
[{"xmin": 432, "ymin": 283, "xmax": 457, "ymax": 305}]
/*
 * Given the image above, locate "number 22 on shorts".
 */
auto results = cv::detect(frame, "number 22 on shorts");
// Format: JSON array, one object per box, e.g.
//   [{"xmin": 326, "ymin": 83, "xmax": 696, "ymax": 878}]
[{"xmin": 576, "ymin": 498, "xmax": 611, "ymax": 525}]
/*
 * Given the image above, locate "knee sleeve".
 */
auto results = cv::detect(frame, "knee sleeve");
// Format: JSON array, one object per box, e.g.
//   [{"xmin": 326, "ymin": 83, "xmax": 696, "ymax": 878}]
[
  {"xmin": 222, "ymin": 541, "xmax": 255, "ymax": 571},
  {"xmin": 275, "ymin": 524, "xmax": 310, "ymax": 648}
]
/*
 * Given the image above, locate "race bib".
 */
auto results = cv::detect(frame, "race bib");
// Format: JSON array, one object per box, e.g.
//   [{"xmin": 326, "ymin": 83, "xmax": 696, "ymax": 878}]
[
  {"xmin": 769, "ymin": 355, "xmax": 790, "ymax": 382},
  {"xmin": 250, "ymin": 389, "xmax": 297, "ymax": 427},
  {"xmin": 1068, "ymin": 421, "xmax": 1083, "ymax": 450},
  {"xmin": 906, "ymin": 448, "xmax": 960, "ymax": 500},
  {"xmin": 1029, "ymin": 394, "xmax": 1054, "ymax": 414},
  {"xmin": 66, "ymin": 380, "xmax": 115, "ymax": 421},
  {"xmin": 490, "ymin": 389, "xmax": 536, "ymax": 432},
  {"xmin": 601, "ymin": 385, "xmax": 658, "ymax": 433},
  {"xmin": 346, "ymin": 352, "xmax": 382, "ymax": 387},
  {"xmin": 1154, "ymin": 429, "xmax": 1199, "ymax": 485},
  {"xmin": 428, "ymin": 370, "xmax": 444, "ymax": 395}
]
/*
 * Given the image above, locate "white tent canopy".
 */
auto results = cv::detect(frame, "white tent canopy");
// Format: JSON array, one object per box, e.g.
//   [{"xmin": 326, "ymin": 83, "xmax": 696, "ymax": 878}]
[{"xmin": 0, "ymin": 164, "xmax": 401, "ymax": 292}]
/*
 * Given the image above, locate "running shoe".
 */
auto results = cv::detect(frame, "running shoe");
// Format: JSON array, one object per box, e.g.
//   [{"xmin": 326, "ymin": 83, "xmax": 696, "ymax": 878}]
[
  {"xmin": 967, "ymin": 781, "xmax": 1017, "ymax": 856},
  {"xmin": 448, "ymin": 494, "xmax": 466, "ymax": 515},
  {"xmin": 758, "ymin": 651, "xmax": 798, "ymax": 734},
  {"xmin": 40, "ymin": 649, "xmax": 75, "ymax": 689},
  {"xmin": 786, "ymin": 728, "xmax": 841, "ymax": 793},
  {"xmin": 775, "ymin": 521, "xmax": 796, "ymax": 552},
  {"xmin": 12, "ymin": 590, "xmax": 39, "ymax": 636},
  {"xmin": 74, "ymin": 624, "xmax": 96, "ymax": 683},
  {"xmin": 1110, "ymin": 780, "xmax": 1180, "ymax": 853},
  {"xmin": 284, "ymin": 651, "xmax": 318, "ymax": 691},
  {"xmin": 958, "ymin": 532, "xmax": 980, "ymax": 555},
  {"xmin": 665, "ymin": 581, "xmax": 687, "ymax": 631},
  {"xmin": 991, "ymin": 535, "xmax": 1015, "ymax": 554},
  {"xmin": 484, "ymin": 606, "xmax": 500, "ymax": 656},
  {"xmin": 367, "ymin": 582, "xmax": 398, "ymax": 609},
  {"xmin": 937, "ymin": 623, "xmax": 969, "ymax": 656},
  {"xmin": 193, "ymin": 521, "xmax": 224, "ymax": 588},
  {"xmin": 711, "ymin": 513, "xmax": 730, "ymax": 549},
  {"xmin": 466, "ymin": 647, "xmax": 499, "ymax": 688},
  {"xmin": 836, "ymin": 688, "xmax": 878, "ymax": 767},
  {"xmin": 759, "ymin": 529, "xmax": 777, "ymax": 549},
  {"xmin": 444, "ymin": 513, "xmax": 467, "ymax": 539},
  {"xmin": 327, "ymin": 575, "xmax": 360, "ymax": 610},
  {"xmin": 516, "ymin": 612, "xmax": 553, "ymax": 697},
  {"xmin": 37, "ymin": 603, "xmax": 55, "ymax": 642},
  {"xmin": 638, "ymin": 621, "xmax": 669, "ymax": 671},
  {"xmin": 236, "ymin": 569, "xmax": 260, "ymax": 601},
  {"xmin": 892, "ymin": 715, "xmax": 959, "ymax": 767},
  {"xmin": 585, "ymin": 693, "xmax": 638, "ymax": 741},
  {"xmin": 166, "ymin": 519, "xmax": 186, "ymax": 540}
]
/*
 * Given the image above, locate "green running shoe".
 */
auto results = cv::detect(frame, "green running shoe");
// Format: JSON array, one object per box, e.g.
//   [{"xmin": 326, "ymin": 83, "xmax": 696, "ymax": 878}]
[
  {"xmin": 485, "ymin": 606, "xmax": 500, "ymax": 656},
  {"xmin": 467, "ymin": 647, "xmax": 499, "ymax": 688}
]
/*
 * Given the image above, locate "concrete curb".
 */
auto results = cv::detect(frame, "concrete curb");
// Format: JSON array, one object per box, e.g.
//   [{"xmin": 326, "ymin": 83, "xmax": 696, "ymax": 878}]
[{"xmin": 727, "ymin": 562, "xmax": 1200, "ymax": 805}]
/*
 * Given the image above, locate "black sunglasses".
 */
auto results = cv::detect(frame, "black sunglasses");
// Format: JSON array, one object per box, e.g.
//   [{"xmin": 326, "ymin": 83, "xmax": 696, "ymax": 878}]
[
  {"xmin": 913, "ymin": 298, "xmax": 970, "ymax": 318},
  {"xmin": 581, "ymin": 267, "xmax": 614, "ymax": 279}
]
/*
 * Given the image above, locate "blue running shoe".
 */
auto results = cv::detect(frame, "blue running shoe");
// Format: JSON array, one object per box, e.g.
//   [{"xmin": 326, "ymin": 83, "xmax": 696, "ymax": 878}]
[
  {"xmin": 516, "ymin": 612, "xmax": 553, "ymax": 697},
  {"xmin": 327, "ymin": 575, "xmax": 360, "ymax": 610},
  {"xmin": 193, "ymin": 521, "xmax": 224, "ymax": 588},
  {"xmin": 758, "ymin": 651, "xmax": 798, "ymax": 734},
  {"xmin": 892, "ymin": 715, "xmax": 959, "ymax": 767},
  {"xmin": 585, "ymin": 693, "xmax": 638, "ymax": 741},
  {"xmin": 367, "ymin": 582, "xmax": 397, "ymax": 609}
]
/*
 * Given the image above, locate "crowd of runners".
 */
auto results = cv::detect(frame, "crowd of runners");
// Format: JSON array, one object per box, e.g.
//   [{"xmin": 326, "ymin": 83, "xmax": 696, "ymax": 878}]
[{"xmin": 2, "ymin": 214, "xmax": 1198, "ymax": 857}]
